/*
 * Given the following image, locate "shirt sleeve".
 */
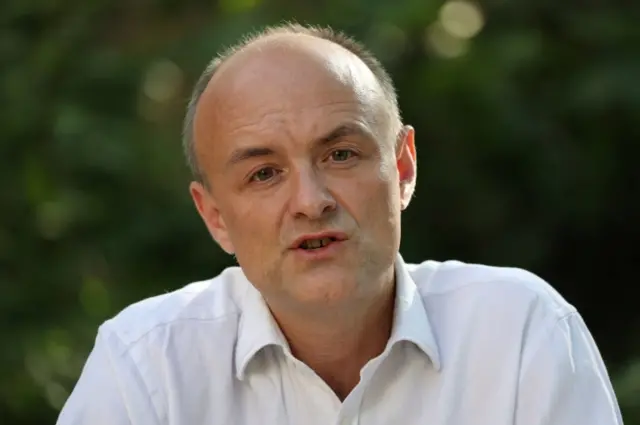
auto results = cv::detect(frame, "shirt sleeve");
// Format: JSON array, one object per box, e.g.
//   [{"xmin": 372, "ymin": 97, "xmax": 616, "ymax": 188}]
[
  {"xmin": 515, "ymin": 312, "xmax": 623, "ymax": 425},
  {"xmin": 56, "ymin": 326, "xmax": 160, "ymax": 425}
]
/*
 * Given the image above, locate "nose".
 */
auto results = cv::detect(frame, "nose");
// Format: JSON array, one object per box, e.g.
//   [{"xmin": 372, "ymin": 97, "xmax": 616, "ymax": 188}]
[{"xmin": 288, "ymin": 166, "xmax": 336, "ymax": 220}]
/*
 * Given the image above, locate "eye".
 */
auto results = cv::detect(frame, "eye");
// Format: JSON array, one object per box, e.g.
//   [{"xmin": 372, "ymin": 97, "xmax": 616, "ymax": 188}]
[
  {"xmin": 330, "ymin": 149, "xmax": 356, "ymax": 162},
  {"xmin": 249, "ymin": 167, "xmax": 278, "ymax": 183}
]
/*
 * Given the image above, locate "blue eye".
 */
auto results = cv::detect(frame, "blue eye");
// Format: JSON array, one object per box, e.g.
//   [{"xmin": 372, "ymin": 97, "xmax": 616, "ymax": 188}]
[
  {"xmin": 250, "ymin": 167, "xmax": 278, "ymax": 182},
  {"xmin": 331, "ymin": 149, "xmax": 355, "ymax": 162}
]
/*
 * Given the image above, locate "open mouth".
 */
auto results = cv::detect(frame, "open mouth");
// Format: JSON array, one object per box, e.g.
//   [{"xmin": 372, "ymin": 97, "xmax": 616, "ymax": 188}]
[{"xmin": 298, "ymin": 237, "xmax": 338, "ymax": 250}]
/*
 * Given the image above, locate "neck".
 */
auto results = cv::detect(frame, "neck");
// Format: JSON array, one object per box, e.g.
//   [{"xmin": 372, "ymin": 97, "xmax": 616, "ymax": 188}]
[{"xmin": 268, "ymin": 275, "xmax": 396, "ymax": 400}]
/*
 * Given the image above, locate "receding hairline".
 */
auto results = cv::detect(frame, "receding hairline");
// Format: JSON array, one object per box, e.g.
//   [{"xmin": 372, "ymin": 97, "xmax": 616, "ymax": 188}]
[{"xmin": 182, "ymin": 23, "xmax": 402, "ymax": 185}]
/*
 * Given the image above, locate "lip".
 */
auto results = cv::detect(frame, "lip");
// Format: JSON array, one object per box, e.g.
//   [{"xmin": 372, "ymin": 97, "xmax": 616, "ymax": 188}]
[{"xmin": 289, "ymin": 231, "xmax": 349, "ymax": 249}]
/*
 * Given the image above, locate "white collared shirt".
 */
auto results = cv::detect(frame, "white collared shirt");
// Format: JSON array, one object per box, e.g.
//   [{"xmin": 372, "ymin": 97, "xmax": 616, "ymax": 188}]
[{"xmin": 56, "ymin": 255, "xmax": 623, "ymax": 425}]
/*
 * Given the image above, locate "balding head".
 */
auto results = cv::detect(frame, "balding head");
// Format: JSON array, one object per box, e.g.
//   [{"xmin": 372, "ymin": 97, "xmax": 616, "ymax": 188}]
[
  {"xmin": 182, "ymin": 24, "xmax": 402, "ymax": 184},
  {"xmin": 206, "ymin": 33, "xmax": 383, "ymax": 111}
]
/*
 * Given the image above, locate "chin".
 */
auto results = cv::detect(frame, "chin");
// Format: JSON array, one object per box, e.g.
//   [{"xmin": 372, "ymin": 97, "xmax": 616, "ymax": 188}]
[{"xmin": 289, "ymin": 271, "xmax": 360, "ymax": 305}]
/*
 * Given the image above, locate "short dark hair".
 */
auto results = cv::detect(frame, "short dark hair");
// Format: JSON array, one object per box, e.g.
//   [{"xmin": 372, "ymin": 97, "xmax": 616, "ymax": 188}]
[{"xmin": 182, "ymin": 22, "xmax": 401, "ymax": 184}]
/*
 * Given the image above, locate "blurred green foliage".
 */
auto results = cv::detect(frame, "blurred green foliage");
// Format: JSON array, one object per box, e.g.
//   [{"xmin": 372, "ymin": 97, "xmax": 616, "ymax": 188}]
[{"xmin": 2, "ymin": 0, "xmax": 639, "ymax": 423}]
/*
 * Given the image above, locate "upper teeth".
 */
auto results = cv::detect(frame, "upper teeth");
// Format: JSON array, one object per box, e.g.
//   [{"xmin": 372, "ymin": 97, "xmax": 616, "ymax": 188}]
[{"xmin": 301, "ymin": 238, "xmax": 332, "ymax": 249}]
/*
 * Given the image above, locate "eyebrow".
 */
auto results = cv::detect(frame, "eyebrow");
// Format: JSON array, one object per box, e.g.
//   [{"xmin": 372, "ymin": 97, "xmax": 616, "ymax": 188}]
[
  {"xmin": 226, "ymin": 146, "xmax": 275, "ymax": 170},
  {"xmin": 316, "ymin": 123, "xmax": 370, "ymax": 146},
  {"xmin": 224, "ymin": 123, "xmax": 371, "ymax": 170}
]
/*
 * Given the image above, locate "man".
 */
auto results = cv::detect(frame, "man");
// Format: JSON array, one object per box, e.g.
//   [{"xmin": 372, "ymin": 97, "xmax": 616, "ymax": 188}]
[{"xmin": 57, "ymin": 24, "xmax": 622, "ymax": 425}]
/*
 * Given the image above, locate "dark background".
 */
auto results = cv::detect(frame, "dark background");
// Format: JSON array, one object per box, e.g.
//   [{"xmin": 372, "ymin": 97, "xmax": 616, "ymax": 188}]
[{"xmin": 2, "ymin": 0, "xmax": 639, "ymax": 423}]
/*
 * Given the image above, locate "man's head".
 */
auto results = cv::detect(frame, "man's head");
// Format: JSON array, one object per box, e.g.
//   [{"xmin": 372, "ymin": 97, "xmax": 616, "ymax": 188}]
[{"xmin": 186, "ymin": 24, "xmax": 417, "ymax": 314}]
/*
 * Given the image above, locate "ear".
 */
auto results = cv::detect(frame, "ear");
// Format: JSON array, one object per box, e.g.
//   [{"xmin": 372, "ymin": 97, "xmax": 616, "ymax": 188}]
[
  {"xmin": 189, "ymin": 181, "xmax": 235, "ymax": 254},
  {"xmin": 396, "ymin": 125, "xmax": 417, "ymax": 210}
]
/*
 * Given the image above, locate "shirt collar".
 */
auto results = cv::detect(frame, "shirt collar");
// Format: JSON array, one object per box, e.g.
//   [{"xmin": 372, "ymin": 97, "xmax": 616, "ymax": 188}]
[
  {"xmin": 234, "ymin": 253, "xmax": 441, "ymax": 379},
  {"xmin": 388, "ymin": 253, "xmax": 441, "ymax": 370},
  {"xmin": 235, "ymin": 282, "xmax": 289, "ymax": 380}
]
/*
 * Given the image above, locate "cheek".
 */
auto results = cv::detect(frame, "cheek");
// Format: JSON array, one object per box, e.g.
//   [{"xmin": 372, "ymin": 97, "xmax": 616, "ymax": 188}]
[
  {"xmin": 223, "ymin": 197, "xmax": 280, "ymax": 250},
  {"xmin": 333, "ymin": 169, "xmax": 399, "ymax": 224},
  {"xmin": 366, "ymin": 159, "xmax": 402, "ymax": 204},
  {"xmin": 361, "ymin": 169, "xmax": 403, "ymax": 233}
]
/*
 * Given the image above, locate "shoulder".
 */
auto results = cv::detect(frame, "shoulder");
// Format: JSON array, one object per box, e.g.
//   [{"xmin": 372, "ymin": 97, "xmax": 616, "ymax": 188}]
[
  {"xmin": 405, "ymin": 258, "xmax": 577, "ymax": 341},
  {"xmin": 64, "ymin": 267, "xmax": 253, "ymax": 423},
  {"xmin": 99, "ymin": 266, "xmax": 250, "ymax": 351},
  {"xmin": 408, "ymin": 258, "xmax": 575, "ymax": 316}
]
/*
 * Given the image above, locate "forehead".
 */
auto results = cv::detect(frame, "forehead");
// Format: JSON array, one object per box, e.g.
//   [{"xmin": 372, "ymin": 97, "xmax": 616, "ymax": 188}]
[
  {"xmin": 193, "ymin": 35, "xmax": 387, "ymax": 164},
  {"xmin": 211, "ymin": 34, "xmax": 382, "ymax": 107}
]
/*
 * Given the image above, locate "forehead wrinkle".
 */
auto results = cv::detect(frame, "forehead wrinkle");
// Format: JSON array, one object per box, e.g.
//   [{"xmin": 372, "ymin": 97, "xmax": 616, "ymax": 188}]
[{"xmin": 228, "ymin": 100, "xmax": 364, "ymax": 137}]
